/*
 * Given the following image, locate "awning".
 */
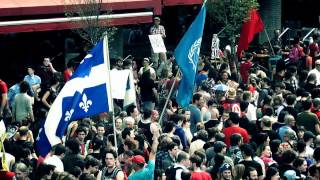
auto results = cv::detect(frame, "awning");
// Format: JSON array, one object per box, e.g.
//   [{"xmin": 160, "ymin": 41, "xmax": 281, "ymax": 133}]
[
  {"xmin": 0, "ymin": 0, "xmax": 160, "ymax": 16},
  {"xmin": 162, "ymin": 0, "xmax": 203, "ymax": 6},
  {"xmin": 0, "ymin": 12, "xmax": 153, "ymax": 34}
]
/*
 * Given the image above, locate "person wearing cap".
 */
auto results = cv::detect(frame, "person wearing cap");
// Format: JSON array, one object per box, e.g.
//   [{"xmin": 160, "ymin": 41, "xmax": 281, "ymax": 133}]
[
  {"xmin": 219, "ymin": 163, "xmax": 233, "ymax": 180},
  {"xmin": 308, "ymin": 59, "xmax": 320, "ymax": 86},
  {"xmin": 283, "ymin": 170, "xmax": 300, "ymax": 180},
  {"xmin": 97, "ymin": 149, "xmax": 125, "ymax": 180},
  {"xmin": 128, "ymin": 127, "xmax": 160, "ymax": 180},
  {"xmin": 150, "ymin": 16, "xmax": 166, "ymax": 69}
]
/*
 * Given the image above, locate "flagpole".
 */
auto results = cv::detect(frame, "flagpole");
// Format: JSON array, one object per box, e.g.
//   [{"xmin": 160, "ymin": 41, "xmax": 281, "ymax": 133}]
[
  {"xmin": 158, "ymin": 69, "xmax": 180, "ymax": 127},
  {"xmin": 264, "ymin": 29, "xmax": 275, "ymax": 55},
  {"xmin": 103, "ymin": 35, "xmax": 119, "ymax": 157}
]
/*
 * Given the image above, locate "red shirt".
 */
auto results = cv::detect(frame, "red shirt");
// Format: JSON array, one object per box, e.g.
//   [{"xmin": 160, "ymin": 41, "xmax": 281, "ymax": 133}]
[
  {"xmin": 240, "ymin": 61, "xmax": 252, "ymax": 84},
  {"xmin": 63, "ymin": 69, "xmax": 73, "ymax": 82},
  {"xmin": 191, "ymin": 171, "xmax": 212, "ymax": 180},
  {"xmin": 0, "ymin": 171, "xmax": 15, "ymax": 180},
  {"xmin": 223, "ymin": 125, "xmax": 249, "ymax": 147},
  {"xmin": 0, "ymin": 80, "xmax": 8, "ymax": 94}
]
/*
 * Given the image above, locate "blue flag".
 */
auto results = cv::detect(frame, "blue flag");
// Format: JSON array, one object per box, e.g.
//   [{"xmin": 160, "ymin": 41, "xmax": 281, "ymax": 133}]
[
  {"xmin": 36, "ymin": 37, "xmax": 113, "ymax": 157},
  {"xmin": 174, "ymin": 5, "xmax": 206, "ymax": 108}
]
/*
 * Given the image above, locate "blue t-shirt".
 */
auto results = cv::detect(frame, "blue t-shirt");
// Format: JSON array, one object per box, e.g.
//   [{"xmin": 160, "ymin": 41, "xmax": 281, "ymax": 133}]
[
  {"xmin": 128, "ymin": 160, "xmax": 155, "ymax": 180},
  {"xmin": 188, "ymin": 104, "xmax": 201, "ymax": 134}
]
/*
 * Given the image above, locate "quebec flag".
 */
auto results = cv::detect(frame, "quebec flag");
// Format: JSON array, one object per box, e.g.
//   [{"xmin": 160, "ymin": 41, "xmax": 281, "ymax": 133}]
[
  {"xmin": 36, "ymin": 37, "xmax": 113, "ymax": 156},
  {"xmin": 175, "ymin": 5, "xmax": 206, "ymax": 108}
]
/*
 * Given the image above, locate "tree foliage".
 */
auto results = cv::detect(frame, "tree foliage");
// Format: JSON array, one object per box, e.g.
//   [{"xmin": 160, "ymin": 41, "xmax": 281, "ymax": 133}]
[
  {"xmin": 65, "ymin": 0, "xmax": 117, "ymax": 46},
  {"xmin": 207, "ymin": 0, "xmax": 259, "ymax": 41}
]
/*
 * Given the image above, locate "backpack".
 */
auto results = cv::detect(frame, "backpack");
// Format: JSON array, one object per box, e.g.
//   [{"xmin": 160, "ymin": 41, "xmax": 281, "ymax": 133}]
[{"xmin": 165, "ymin": 165, "xmax": 183, "ymax": 180}]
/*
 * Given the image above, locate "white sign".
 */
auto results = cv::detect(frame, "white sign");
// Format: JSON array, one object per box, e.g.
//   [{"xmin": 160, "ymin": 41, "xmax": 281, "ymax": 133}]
[{"xmin": 149, "ymin": 34, "xmax": 167, "ymax": 53}]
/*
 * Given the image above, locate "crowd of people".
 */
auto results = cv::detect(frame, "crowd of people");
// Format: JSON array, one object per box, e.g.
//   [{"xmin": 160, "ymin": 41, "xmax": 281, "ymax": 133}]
[{"xmin": 1, "ymin": 18, "xmax": 320, "ymax": 180}]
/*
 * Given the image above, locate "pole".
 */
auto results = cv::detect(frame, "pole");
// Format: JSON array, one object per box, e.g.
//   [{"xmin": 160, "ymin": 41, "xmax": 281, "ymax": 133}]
[
  {"xmin": 158, "ymin": 69, "xmax": 180, "ymax": 127},
  {"xmin": 264, "ymin": 29, "xmax": 275, "ymax": 55},
  {"xmin": 104, "ymin": 34, "xmax": 118, "ymax": 157}
]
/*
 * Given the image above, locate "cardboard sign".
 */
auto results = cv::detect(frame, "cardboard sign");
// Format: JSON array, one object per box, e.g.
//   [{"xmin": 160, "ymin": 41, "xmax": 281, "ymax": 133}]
[{"xmin": 148, "ymin": 34, "xmax": 167, "ymax": 53}]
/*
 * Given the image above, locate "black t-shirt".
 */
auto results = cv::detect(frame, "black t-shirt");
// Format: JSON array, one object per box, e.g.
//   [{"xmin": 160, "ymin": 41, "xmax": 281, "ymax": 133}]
[
  {"xmin": 261, "ymin": 129, "xmax": 281, "ymax": 141},
  {"xmin": 204, "ymin": 120, "xmax": 220, "ymax": 130},
  {"xmin": 280, "ymin": 106, "xmax": 298, "ymax": 119},
  {"xmin": 138, "ymin": 71, "xmax": 156, "ymax": 102},
  {"xmin": 239, "ymin": 160, "xmax": 263, "ymax": 178}
]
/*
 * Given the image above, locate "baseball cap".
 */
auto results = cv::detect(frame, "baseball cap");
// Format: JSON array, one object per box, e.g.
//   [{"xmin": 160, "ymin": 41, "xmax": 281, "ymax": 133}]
[
  {"xmin": 219, "ymin": 163, "xmax": 232, "ymax": 172},
  {"xmin": 214, "ymin": 141, "xmax": 227, "ymax": 152},
  {"xmin": 303, "ymin": 131, "xmax": 316, "ymax": 141},
  {"xmin": 154, "ymin": 17, "xmax": 160, "ymax": 21},
  {"xmin": 315, "ymin": 59, "xmax": 320, "ymax": 65},
  {"xmin": 143, "ymin": 57, "xmax": 150, "ymax": 63},
  {"xmin": 283, "ymin": 170, "xmax": 300, "ymax": 180},
  {"xmin": 132, "ymin": 155, "xmax": 145, "ymax": 164}
]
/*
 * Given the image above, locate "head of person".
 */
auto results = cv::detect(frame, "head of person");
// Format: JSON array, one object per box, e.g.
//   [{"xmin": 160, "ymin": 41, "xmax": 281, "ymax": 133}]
[
  {"xmin": 293, "ymin": 158, "xmax": 308, "ymax": 173},
  {"xmin": 197, "ymin": 129, "xmax": 208, "ymax": 142},
  {"xmin": 151, "ymin": 110, "xmax": 159, "ymax": 122},
  {"xmin": 230, "ymin": 133, "xmax": 243, "ymax": 147},
  {"xmin": 142, "ymin": 58, "xmax": 150, "ymax": 68},
  {"xmin": 115, "ymin": 118, "xmax": 122, "ymax": 130},
  {"xmin": 126, "ymin": 104, "xmax": 139, "ymax": 120},
  {"xmin": 219, "ymin": 163, "xmax": 233, "ymax": 180},
  {"xmin": 284, "ymin": 114, "xmax": 295, "ymax": 127},
  {"xmin": 229, "ymin": 112, "xmax": 240, "ymax": 125},
  {"xmin": 221, "ymin": 71, "xmax": 229, "ymax": 82},
  {"xmin": 240, "ymin": 143, "xmax": 254, "ymax": 158},
  {"xmin": 96, "ymin": 123, "xmax": 105, "ymax": 137},
  {"xmin": 14, "ymin": 162, "xmax": 30, "ymax": 180},
  {"xmin": 131, "ymin": 155, "xmax": 146, "ymax": 171},
  {"xmin": 285, "ymin": 94, "xmax": 296, "ymax": 106},
  {"xmin": 189, "ymin": 154, "xmax": 202, "ymax": 169},
  {"xmin": 176, "ymin": 151, "xmax": 190, "ymax": 167},
  {"xmin": 124, "ymin": 117, "xmax": 135, "ymax": 129},
  {"xmin": 303, "ymin": 131, "xmax": 316, "ymax": 143},
  {"xmin": 43, "ymin": 57, "xmax": 51, "ymax": 66},
  {"xmin": 27, "ymin": 66, "xmax": 35, "ymax": 76},
  {"xmin": 214, "ymin": 141, "xmax": 227, "ymax": 154},
  {"xmin": 245, "ymin": 167, "xmax": 258, "ymax": 180},
  {"xmin": 84, "ymin": 156, "xmax": 101, "ymax": 174},
  {"xmin": 233, "ymin": 164, "xmax": 245, "ymax": 180},
  {"xmin": 265, "ymin": 167, "xmax": 280, "ymax": 180},
  {"xmin": 76, "ymin": 127, "xmax": 87, "ymax": 142},
  {"xmin": 121, "ymin": 127, "xmax": 135, "ymax": 140},
  {"xmin": 301, "ymin": 99, "xmax": 312, "ymax": 111},
  {"xmin": 53, "ymin": 144, "xmax": 66, "ymax": 158},
  {"xmin": 167, "ymin": 141, "xmax": 179, "ymax": 158},
  {"xmin": 260, "ymin": 144, "xmax": 272, "ymax": 158},
  {"xmin": 192, "ymin": 93, "xmax": 203, "ymax": 106},
  {"xmin": 104, "ymin": 149, "xmax": 118, "ymax": 168},
  {"xmin": 282, "ymin": 149, "xmax": 297, "ymax": 164},
  {"xmin": 154, "ymin": 17, "xmax": 161, "ymax": 25},
  {"xmin": 19, "ymin": 81, "xmax": 30, "ymax": 94},
  {"xmin": 316, "ymin": 60, "xmax": 320, "ymax": 71}
]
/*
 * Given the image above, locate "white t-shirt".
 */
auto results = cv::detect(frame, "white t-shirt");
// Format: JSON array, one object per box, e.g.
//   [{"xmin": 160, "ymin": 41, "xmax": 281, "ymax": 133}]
[{"xmin": 44, "ymin": 155, "xmax": 64, "ymax": 172}]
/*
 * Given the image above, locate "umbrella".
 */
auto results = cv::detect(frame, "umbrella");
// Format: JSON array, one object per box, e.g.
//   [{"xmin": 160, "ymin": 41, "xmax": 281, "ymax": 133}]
[{"xmin": 213, "ymin": 84, "xmax": 229, "ymax": 92}]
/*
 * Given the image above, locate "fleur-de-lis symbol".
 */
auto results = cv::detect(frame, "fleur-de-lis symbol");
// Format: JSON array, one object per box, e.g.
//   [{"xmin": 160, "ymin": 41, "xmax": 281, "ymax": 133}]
[
  {"xmin": 36, "ymin": 128, "xmax": 42, "ymax": 141},
  {"xmin": 79, "ymin": 93, "xmax": 92, "ymax": 112},
  {"xmin": 65, "ymin": 109, "xmax": 74, "ymax": 122}
]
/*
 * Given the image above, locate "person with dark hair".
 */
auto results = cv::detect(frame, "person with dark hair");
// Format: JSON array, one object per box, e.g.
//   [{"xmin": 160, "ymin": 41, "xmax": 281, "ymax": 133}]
[
  {"xmin": 264, "ymin": 167, "xmax": 280, "ymax": 180},
  {"xmin": 223, "ymin": 112, "xmax": 249, "ymax": 147},
  {"xmin": 75, "ymin": 127, "xmax": 90, "ymax": 156},
  {"xmin": 261, "ymin": 116, "xmax": 281, "ymax": 141},
  {"xmin": 189, "ymin": 129, "xmax": 208, "ymax": 155},
  {"xmin": 121, "ymin": 127, "xmax": 135, "ymax": 142},
  {"xmin": 97, "ymin": 149, "xmax": 125, "ymax": 180},
  {"xmin": 189, "ymin": 154, "xmax": 212, "ymax": 180},
  {"xmin": 189, "ymin": 93, "xmax": 203, "ymax": 134},
  {"xmin": 166, "ymin": 151, "xmax": 190, "ymax": 180},
  {"xmin": 83, "ymin": 156, "xmax": 101, "ymax": 177},
  {"xmin": 155, "ymin": 141, "xmax": 178, "ymax": 176},
  {"xmin": 279, "ymin": 94, "xmax": 298, "ymax": 119},
  {"xmin": 227, "ymin": 133, "xmax": 243, "ymax": 164},
  {"xmin": 278, "ymin": 149, "xmax": 300, "ymax": 178},
  {"xmin": 44, "ymin": 144, "xmax": 66, "ymax": 172},
  {"xmin": 138, "ymin": 110, "xmax": 153, "ymax": 145},
  {"xmin": 293, "ymin": 158, "xmax": 307, "ymax": 178},
  {"xmin": 125, "ymin": 104, "xmax": 140, "ymax": 122},
  {"xmin": 24, "ymin": 66, "xmax": 41, "ymax": 101},
  {"xmin": 296, "ymin": 99, "xmax": 320, "ymax": 135},
  {"xmin": 238, "ymin": 144, "xmax": 263, "ymax": 179},
  {"xmin": 12, "ymin": 81, "xmax": 34, "ymax": 124},
  {"xmin": 41, "ymin": 74, "xmax": 60, "ymax": 111},
  {"xmin": 63, "ymin": 139, "xmax": 84, "ymax": 173},
  {"xmin": 244, "ymin": 167, "xmax": 258, "ymax": 180}
]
